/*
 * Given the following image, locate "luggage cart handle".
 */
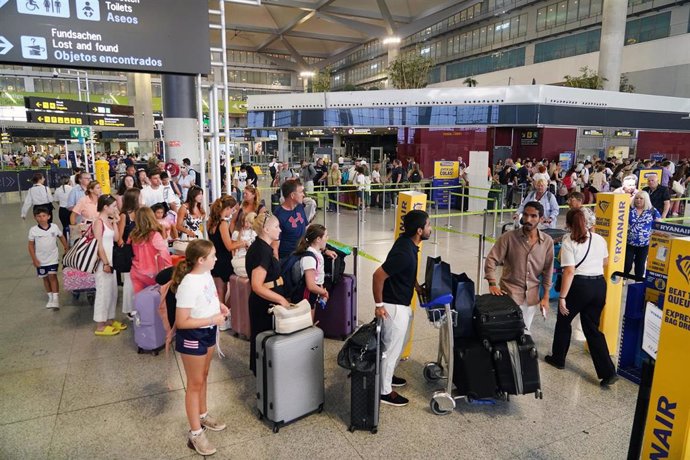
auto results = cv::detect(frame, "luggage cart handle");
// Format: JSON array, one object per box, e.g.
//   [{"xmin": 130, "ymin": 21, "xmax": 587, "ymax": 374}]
[
  {"xmin": 420, "ymin": 293, "xmax": 454, "ymax": 309},
  {"xmin": 610, "ymin": 271, "xmax": 645, "ymax": 283}
]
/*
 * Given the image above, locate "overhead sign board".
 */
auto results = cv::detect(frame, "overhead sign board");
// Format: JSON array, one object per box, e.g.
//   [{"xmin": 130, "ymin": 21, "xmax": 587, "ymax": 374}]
[
  {"xmin": 70, "ymin": 126, "xmax": 91, "ymax": 138},
  {"xmin": 520, "ymin": 129, "xmax": 539, "ymax": 145},
  {"xmin": 91, "ymin": 115, "xmax": 135, "ymax": 128},
  {"xmin": 26, "ymin": 111, "xmax": 87, "ymax": 125},
  {"xmin": 0, "ymin": 0, "xmax": 210, "ymax": 74},
  {"xmin": 25, "ymin": 96, "xmax": 88, "ymax": 114},
  {"xmin": 583, "ymin": 129, "xmax": 604, "ymax": 136},
  {"xmin": 614, "ymin": 129, "xmax": 635, "ymax": 137},
  {"xmin": 88, "ymin": 102, "xmax": 134, "ymax": 116}
]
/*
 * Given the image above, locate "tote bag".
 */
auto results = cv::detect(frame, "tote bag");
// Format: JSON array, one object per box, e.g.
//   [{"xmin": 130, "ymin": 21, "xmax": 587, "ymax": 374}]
[
  {"xmin": 423, "ymin": 256, "xmax": 453, "ymax": 302},
  {"xmin": 63, "ymin": 225, "xmax": 99, "ymax": 273}
]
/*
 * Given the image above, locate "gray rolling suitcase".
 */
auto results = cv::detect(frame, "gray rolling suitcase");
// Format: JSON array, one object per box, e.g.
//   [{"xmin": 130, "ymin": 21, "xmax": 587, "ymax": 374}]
[{"xmin": 256, "ymin": 327, "xmax": 325, "ymax": 433}]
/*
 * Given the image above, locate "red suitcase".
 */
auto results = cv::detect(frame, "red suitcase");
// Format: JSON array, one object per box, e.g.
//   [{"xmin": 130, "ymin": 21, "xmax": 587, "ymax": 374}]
[
  {"xmin": 227, "ymin": 274, "xmax": 251, "ymax": 340},
  {"xmin": 315, "ymin": 274, "xmax": 356, "ymax": 340}
]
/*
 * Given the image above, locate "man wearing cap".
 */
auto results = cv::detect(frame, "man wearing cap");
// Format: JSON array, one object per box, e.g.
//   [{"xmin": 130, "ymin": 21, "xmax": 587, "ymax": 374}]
[{"xmin": 373, "ymin": 210, "xmax": 431, "ymax": 407}]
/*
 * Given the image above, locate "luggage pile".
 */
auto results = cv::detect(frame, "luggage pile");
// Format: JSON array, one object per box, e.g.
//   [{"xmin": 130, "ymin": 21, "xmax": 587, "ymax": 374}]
[{"xmin": 455, "ymin": 294, "xmax": 543, "ymax": 401}]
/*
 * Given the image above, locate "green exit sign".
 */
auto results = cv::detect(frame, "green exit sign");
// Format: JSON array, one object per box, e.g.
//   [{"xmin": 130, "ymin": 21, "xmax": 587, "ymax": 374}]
[{"xmin": 70, "ymin": 126, "xmax": 91, "ymax": 139}]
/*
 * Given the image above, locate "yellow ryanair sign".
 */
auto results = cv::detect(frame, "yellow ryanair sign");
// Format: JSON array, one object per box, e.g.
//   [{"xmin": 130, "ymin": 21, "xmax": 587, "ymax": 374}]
[
  {"xmin": 433, "ymin": 161, "xmax": 459, "ymax": 180},
  {"xmin": 94, "ymin": 159, "xmax": 111, "ymax": 195},
  {"xmin": 594, "ymin": 193, "xmax": 629, "ymax": 354},
  {"xmin": 395, "ymin": 191, "xmax": 427, "ymax": 360},
  {"xmin": 638, "ymin": 168, "xmax": 663, "ymax": 189},
  {"xmin": 642, "ymin": 237, "xmax": 690, "ymax": 459}
]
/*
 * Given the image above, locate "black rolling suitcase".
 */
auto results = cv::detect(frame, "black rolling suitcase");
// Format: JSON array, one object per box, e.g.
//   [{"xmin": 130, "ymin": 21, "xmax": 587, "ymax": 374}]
[
  {"xmin": 453, "ymin": 338, "xmax": 498, "ymax": 400},
  {"xmin": 345, "ymin": 319, "xmax": 382, "ymax": 434},
  {"xmin": 492, "ymin": 335, "xmax": 543, "ymax": 398},
  {"xmin": 473, "ymin": 294, "xmax": 525, "ymax": 342}
]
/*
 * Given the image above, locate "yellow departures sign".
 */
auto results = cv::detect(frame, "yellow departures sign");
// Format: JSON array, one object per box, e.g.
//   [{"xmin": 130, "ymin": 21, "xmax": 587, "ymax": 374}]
[
  {"xmin": 642, "ymin": 237, "xmax": 690, "ymax": 459},
  {"xmin": 394, "ymin": 191, "xmax": 427, "ymax": 360}
]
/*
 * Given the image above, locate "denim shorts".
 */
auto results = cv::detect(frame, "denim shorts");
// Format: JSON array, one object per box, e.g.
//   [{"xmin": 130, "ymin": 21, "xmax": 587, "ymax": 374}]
[{"xmin": 175, "ymin": 327, "xmax": 217, "ymax": 356}]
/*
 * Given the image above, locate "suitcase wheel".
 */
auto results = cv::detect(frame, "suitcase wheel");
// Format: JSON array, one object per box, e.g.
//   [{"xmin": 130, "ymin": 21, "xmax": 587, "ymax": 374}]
[
  {"xmin": 370, "ymin": 427, "xmax": 378, "ymax": 434},
  {"xmin": 153, "ymin": 350, "xmax": 159, "ymax": 356},
  {"xmin": 493, "ymin": 350, "xmax": 501, "ymax": 361},
  {"xmin": 423, "ymin": 362, "xmax": 443, "ymax": 382},
  {"xmin": 535, "ymin": 389, "xmax": 543, "ymax": 400},
  {"xmin": 137, "ymin": 347, "xmax": 143, "ymax": 354},
  {"xmin": 272, "ymin": 423, "xmax": 280, "ymax": 434},
  {"xmin": 257, "ymin": 410, "xmax": 263, "ymax": 420},
  {"xmin": 519, "ymin": 335, "xmax": 527, "ymax": 344},
  {"xmin": 482, "ymin": 339, "xmax": 491, "ymax": 351},
  {"xmin": 530, "ymin": 348, "xmax": 537, "ymax": 359},
  {"xmin": 318, "ymin": 403, "xmax": 324, "ymax": 413},
  {"xmin": 348, "ymin": 426, "xmax": 355, "ymax": 433}
]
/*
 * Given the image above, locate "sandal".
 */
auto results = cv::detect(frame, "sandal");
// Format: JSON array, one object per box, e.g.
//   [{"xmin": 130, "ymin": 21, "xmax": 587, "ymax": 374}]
[
  {"xmin": 111, "ymin": 320, "xmax": 128, "ymax": 331},
  {"xmin": 95, "ymin": 325, "xmax": 120, "ymax": 336}
]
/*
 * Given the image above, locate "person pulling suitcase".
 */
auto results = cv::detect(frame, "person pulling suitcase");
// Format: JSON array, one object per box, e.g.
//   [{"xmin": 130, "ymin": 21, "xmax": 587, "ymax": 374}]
[{"xmin": 372, "ymin": 210, "xmax": 431, "ymax": 407}]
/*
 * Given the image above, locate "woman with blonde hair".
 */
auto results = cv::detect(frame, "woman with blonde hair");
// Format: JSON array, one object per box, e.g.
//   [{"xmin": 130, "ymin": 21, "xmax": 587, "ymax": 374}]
[
  {"xmin": 171, "ymin": 239, "xmax": 229, "ymax": 456},
  {"xmin": 245, "ymin": 212, "xmax": 289, "ymax": 374},
  {"xmin": 129, "ymin": 207, "xmax": 172, "ymax": 293},
  {"xmin": 625, "ymin": 190, "xmax": 661, "ymax": 280}
]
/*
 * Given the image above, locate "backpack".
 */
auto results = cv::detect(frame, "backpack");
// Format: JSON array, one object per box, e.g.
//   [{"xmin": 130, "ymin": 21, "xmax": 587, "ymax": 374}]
[
  {"xmin": 323, "ymin": 244, "xmax": 348, "ymax": 289},
  {"xmin": 189, "ymin": 168, "xmax": 202, "ymax": 187},
  {"xmin": 341, "ymin": 169, "xmax": 349, "ymax": 184},
  {"xmin": 409, "ymin": 170, "xmax": 421, "ymax": 183},
  {"xmin": 280, "ymin": 251, "xmax": 318, "ymax": 303},
  {"xmin": 562, "ymin": 174, "xmax": 573, "ymax": 190}
]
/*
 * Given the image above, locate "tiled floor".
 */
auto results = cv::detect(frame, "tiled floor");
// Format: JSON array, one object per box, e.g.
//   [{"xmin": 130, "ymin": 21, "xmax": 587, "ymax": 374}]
[{"xmin": 0, "ymin": 200, "xmax": 637, "ymax": 459}]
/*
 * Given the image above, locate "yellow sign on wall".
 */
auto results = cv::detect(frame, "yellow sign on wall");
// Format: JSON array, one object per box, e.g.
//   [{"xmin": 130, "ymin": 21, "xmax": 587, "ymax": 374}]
[
  {"xmin": 638, "ymin": 168, "xmax": 663, "ymax": 189},
  {"xmin": 433, "ymin": 161, "xmax": 459, "ymax": 180},
  {"xmin": 642, "ymin": 237, "xmax": 690, "ymax": 459},
  {"xmin": 594, "ymin": 192, "xmax": 629, "ymax": 354},
  {"xmin": 395, "ymin": 191, "xmax": 427, "ymax": 360},
  {"xmin": 94, "ymin": 159, "xmax": 111, "ymax": 195}
]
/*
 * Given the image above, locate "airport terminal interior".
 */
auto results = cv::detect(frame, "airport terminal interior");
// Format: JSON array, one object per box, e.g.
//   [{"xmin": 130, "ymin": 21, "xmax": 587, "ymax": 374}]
[{"xmin": 1, "ymin": 0, "xmax": 690, "ymax": 458}]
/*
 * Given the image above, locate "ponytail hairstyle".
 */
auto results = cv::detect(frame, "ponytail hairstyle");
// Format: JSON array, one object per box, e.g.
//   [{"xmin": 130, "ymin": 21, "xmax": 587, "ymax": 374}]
[
  {"xmin": 252, "ymin": 211, "xmax": 276, "ymax": 236},
  {"xmin": 129, "ymin": 207, "xmax": 165, "ymax": 243},
  {"xmin": 208, "ymin": 195, "xmax": 237, "ymax": 233},
  {"xmin": 171, "ymin": 239, "xmax": 214, "ymax": 293},
  {"xmin": 96, "ymin": 194, "xmax": 116, "ymax": 212},
  {"xmin": 295, "ymin": 223, "xmax": 326, "ymax": 254}
]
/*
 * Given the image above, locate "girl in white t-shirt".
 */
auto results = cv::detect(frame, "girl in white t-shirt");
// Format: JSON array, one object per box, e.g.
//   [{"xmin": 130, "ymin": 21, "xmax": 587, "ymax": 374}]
[
  {"xmin": 231, "ymin": 212, "xmax": 257, "ymax": 277},
  {"xmin": 171, "ymin": 239, "xmax": 229, "ymax": 456},
  {"xmin": 296, "ymin": 224, "xmax": 329, "ymax": 319}
]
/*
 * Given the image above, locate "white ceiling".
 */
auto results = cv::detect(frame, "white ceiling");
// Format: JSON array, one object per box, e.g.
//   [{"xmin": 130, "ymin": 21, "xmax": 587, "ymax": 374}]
[{"xmin": 211, "ymin": 0, "xmax": 478, "ymax": 70}]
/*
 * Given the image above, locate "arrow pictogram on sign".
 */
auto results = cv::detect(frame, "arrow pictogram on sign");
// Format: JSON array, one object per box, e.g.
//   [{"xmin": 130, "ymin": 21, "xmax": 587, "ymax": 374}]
[{"xmin": 0, "ymin": 36, "xmax": 13, "ymax": 55}]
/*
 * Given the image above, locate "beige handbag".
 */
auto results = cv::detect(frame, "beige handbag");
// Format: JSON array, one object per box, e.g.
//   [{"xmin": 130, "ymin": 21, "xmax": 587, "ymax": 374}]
[
  {"xmin": 171, "ymin": 240, "xmax": 189, "ymax": 254},
  {"xmin": 269, "ymin": 299, "xmax": 313, "ymax": 334}
]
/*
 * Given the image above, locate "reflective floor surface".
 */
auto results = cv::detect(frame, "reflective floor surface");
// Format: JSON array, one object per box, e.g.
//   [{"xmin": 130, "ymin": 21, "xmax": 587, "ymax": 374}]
[{"xmin": 0, "ymin": 201, "xmax": 636, "ymax": 459}]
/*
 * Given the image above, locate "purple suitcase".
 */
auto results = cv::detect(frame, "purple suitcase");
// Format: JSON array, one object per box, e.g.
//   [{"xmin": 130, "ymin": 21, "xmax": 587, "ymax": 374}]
[
  {"xmin": 227, "ymin": 275, "xmax": 251, "ymax": 340},
  {"xmin": 133, "ymin": 285, "xmax": 166, "ymax": 355},
  {"xmin": 315, "ymin": 274, "xmax": 356, "ymax": 340}
]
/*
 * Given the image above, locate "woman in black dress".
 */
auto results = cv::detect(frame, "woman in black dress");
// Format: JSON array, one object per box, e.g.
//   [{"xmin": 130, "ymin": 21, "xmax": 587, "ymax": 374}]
[
  {"xmin": 207, "ymin": 195, "xmax": 246, "ymax": 304},
  {"xmin": 245, "ymin": 212, "xmax": 289, "ymax": 374}
]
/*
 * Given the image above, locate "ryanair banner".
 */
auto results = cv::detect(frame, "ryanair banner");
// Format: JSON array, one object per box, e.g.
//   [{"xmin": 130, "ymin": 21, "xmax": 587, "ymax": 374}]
[
  {"xmin": 433, "ymin": 161, "xmax": 459, "ymax": 180},
  {"xmin": 645, "ymin": 222, "xmax": 690, "ymax": 306},
  {"xmin": 395, "ymin": 191, "xmax": 427, "ymax": 360},
  {"xmin": 594, "ymin": 193, "xmax": 629, "ymax": 354},
  {"xmin": 94, "ymin": 159, "xmax": 111, "ymax": 195},
  {"xmin": 642, "ymin": 237, "xmax": 690, "ymax": 459}
]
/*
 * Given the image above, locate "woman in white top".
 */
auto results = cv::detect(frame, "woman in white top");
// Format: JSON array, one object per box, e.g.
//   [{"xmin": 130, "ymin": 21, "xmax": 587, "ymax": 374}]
[
  {"xmin": 296, "ymin": 224, "xmax": 329, "ymax": 320},
  {"xmin": 92, "ymin": 195, "xmax": 124, "ymax": 336},
  {"xmin": 53, "ymin": 176, "xmax": 73, "ymax": 238},
  {"xmin": 544, "ymin": 209, "xmax": 618, "ymax": 387},
  {"xmin": 21, "ymin": 172, "xmax": 54, "ymax": 223},
  {"xmin": 171, "ymin": 239, "xmax": 229, "ymax": 456}
]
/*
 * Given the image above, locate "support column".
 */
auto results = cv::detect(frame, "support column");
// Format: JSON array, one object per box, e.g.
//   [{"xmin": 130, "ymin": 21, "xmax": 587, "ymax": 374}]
[
  {"xmin": 598, "ymin": 0, "xmax": 627, "ymax": 91},
  {"xmin": 127, "ymin": 73, "xmax": 154, "ymax": 141},
  {"xmin": 385, "ymin": 45, "xmax": 400, "ymax": 89},
  {"xmin": 277, "ymin": 131, "xmax": 289, "ymax": 162},
  {"xmin": 162, "ymin": 75, "xmax": 200, "ymax": 168}
]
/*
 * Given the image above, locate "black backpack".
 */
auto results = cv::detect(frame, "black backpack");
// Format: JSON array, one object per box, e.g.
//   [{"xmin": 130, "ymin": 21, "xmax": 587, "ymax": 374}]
[
  {"xmin": 189, "ymin": 168, "xmax": 202, "ymax": 187},
  {"xmin": 324, "ymin": 244, "xmax": 348, "ymax": 290},
  {"xmin": 280, "ymin": 251, "xmax": 318, "ymax": 303}
]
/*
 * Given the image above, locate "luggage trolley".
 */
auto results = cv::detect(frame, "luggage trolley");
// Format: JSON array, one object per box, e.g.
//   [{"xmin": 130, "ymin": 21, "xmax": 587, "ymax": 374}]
[{"xmin": 419, "ymin": 293, "xmax": 462, "ymax": 416}]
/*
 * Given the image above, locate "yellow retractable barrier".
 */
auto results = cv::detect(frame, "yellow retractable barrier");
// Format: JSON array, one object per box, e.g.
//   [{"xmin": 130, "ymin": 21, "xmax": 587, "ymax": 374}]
[
  {"xmin": 642, "ymin": 236, "xmax": 690, "ymax": 459},
  {"xmin": 94, "ymin": 159, "xmax": 111, "ymax": 195},
  {"xmin": 394, "ymin": 191, "xmax": 427, "ymax": 360},
  {"xmin": 593, "ymin": 193, "xmax": 629, "ymax": 354}
]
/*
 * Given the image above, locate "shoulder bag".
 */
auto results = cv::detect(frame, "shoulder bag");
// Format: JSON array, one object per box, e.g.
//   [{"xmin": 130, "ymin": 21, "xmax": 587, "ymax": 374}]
[
  {"xmin": 63, "ymin": 223, "xmax": 99, "ymax": 273},
  {"xmin": 112, "ymin": 242, "xmax": 134, "ymax": 273},
  {"xmin": 268, "ymin": 299, "xmax": 313, "ymax": 334},
  {"xmin": 555, "ymin": 232, "xmax": 592, "ymax": 291}
]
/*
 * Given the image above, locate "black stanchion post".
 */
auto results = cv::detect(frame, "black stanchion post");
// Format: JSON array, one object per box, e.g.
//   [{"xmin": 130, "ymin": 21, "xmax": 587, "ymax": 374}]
[{"xmin": 627, "ymin": 359, "xmax": 655, "ymax": 460}]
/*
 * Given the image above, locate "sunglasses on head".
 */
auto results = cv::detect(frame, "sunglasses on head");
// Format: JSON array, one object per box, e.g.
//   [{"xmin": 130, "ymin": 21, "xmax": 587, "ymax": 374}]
[{"xmin": 262, "ymin": 211, "xmax": 273, "ymax": 230}]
